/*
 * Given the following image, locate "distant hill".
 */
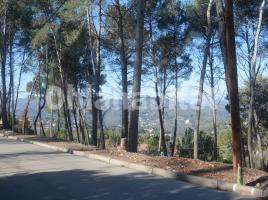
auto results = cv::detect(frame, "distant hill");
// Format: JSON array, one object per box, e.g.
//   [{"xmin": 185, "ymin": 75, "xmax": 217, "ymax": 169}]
[
  {"xmin": 16, "ymin": 96, "xmax": 230, "ymax": 134},
  {"xmin": 102, "ymin": 97, "xmax": 230, "ymax": 134}
]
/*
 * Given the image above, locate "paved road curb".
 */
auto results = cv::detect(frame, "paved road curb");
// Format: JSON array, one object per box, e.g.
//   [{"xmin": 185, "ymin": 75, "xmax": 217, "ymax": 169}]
[{"xmin": 1, "ymin": 134, "xmax": 267, "ymax": 198}]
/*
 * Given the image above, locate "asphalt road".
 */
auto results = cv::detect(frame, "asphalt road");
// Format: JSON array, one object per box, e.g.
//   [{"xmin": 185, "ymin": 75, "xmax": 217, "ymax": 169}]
[{"xmin": 0, "ymin": 138, "xmax": 252, "ymax": 200}]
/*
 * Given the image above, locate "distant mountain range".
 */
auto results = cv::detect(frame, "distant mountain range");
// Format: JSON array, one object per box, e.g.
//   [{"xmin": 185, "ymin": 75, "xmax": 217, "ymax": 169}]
[
  {"xmin": 102, "ymin": 97, "xmax": 230, "ymax": 134},
  {"xmin": 16, "ymin": 96, "xmax": 230, "ymax": 134}
]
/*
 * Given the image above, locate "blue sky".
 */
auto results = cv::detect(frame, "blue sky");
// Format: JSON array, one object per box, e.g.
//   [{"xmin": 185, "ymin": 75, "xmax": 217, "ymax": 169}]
[
  {"xmin": 12, "ymin": 40, "xmax": 235, "ymax": 107},
  {"xmin": 13, "ymin": 0, "xmax": 267, "ymax": 108}
]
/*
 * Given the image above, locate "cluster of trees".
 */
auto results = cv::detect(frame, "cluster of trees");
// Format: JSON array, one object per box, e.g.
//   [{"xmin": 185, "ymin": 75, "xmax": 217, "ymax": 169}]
[{"xmin": 0, "ymin": 0, "xmax": 267, "ymax": 181}]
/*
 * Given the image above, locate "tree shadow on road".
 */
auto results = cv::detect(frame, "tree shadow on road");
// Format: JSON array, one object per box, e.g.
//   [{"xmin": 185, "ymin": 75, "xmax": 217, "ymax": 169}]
[{"xmin": 0, "ymin": 169, "xmax": 249, "ymax": 200}]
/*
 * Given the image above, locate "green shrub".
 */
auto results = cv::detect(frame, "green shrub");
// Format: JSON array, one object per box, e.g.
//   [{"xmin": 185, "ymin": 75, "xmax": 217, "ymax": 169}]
[
  {"xmin": 147, "ymin": 135, "xmax": 159, "ymax": 155},
  {"xmin": 217, "ymin": 129, "xmax": 232, "ymax": 163},
  {"xmin": 178, "ymin": 128, "xmax": 214, "ymax": 161},
  {"xmin": 199, "ymin": 131, "xmax": 214, "ymax": 161},
  {"xmin": 138, "ymin": 133, "xmax": 159, "ymax": 155},
  {"xmin": 178, "ymin": 128, "xmax": 194, "ymax": 158},
  {"xmin": 103, "ymin": 129, "xmax": 121, "ymax": 147},
  {"xmin": 53, "ymin": 129, "xmax": 66, "ymax": 140}
]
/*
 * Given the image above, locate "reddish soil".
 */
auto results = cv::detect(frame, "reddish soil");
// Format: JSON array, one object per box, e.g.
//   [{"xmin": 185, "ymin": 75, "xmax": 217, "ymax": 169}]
[
  {"xmin": 97, "ymin": 149, "xmax": 268, "ymax": 189},
  {"xmin": 4, "ymin": 133, "xmax": 268, "ymax": 189}
]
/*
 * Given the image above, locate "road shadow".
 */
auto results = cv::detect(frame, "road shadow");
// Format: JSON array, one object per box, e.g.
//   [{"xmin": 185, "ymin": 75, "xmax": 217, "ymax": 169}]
[{"xmin": 0, "ymin": 169, "xmax": 250, "ymax": 200}]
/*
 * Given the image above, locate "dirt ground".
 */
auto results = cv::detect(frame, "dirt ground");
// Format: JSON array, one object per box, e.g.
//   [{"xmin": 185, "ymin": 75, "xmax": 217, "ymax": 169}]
[{"xmin": 6, "ymin": 134, "xmax": 268, "ymax": 189}]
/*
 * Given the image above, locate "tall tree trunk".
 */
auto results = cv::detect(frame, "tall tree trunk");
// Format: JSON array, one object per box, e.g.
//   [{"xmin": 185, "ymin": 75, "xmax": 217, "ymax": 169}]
[
  {"xmin": 224, "ymin": 0, "xmax": 243, "ymax": 183},
  {"xmin": 98, "ymin": 110, "xmax": 105, "ymax": 149},
  {"xmin": 86, "ymin": 2, "xmax": 98, "ymax": 146},
  {"xmin": 51, "ymin": 28, "xmax": 73, "ymax": 140},
  {"xmin": 8, "ymin": 35, "xmax": 14, "ymax": 126},
  {"xmin": 193, "ymin": 0, "xmax": 213, "ymax": 159},
  {"xmin": 253, "ymin": 110, "xmax": 264, "ymax": 170},
  {"xmin": 49, "ymin": 68, "xmax": 55, "ymax": 137},
  {"xmin": 96, "ymin": 0, "xmax": 105, "ymax": 149},
  {"xmin": 244, "ymin": 25, "xmax": 252, "ymax": 169},
  {"xmin": 72, "ymin": 83, "xmax": 81, "ymax": 143},
  {"xmin": 22, "ymin": 72, "xmax": 38, "ymax": 134},
  {"xmin": 34, "ymin": 63, "xmax": 42, "ymax": 135},
  {"xmin": 247, "ymin": 85, "xmax": 254, "ymax": 168},
  {"xmin": 72, "ymin": 94, "xmax": 80, "ymax": 143},
  {"xmin": 256, "ymin": 132, "xmax": 264, "ymax": 170},
  {"xmin": 148, "ymin": 10, "xmax": 167, "ymax": 156},
  {"xmin": 247, "ymin": 0, "xmax": 265, "ymax": 169},
  {"xmin": 91, "ymin": 92, "xmax": 98, "ymax": 145},
  {"xmin": 34, "ymin": 50, "xmax": 49, "ymax": 136},
  {"xmin": 79, "ymin": 114, "xmax": 86, "ymax": 144},
  {"xmin": 1, "ymin": 4, "xmax": 9, "ymax": 129},
  {"xmin": 10, "ymin": 36, "xmax": 15, "ymax": 133},
  {"xmin": 15, "ymin": 51, "xmax": 26, "ymax": 118},
  {"xmin": 171, "ymin": 60, "xmax": 178, "ymax": 157},
  {"xmin": 128, "ymin": 0, "xmax": 145, "ymax": 152},
  {"xmin": 77, "ymin": 88, "xmax": 89, "ymax": 145},
  {"xmin": 64, "ymin": 85, "xmax": 73, "ymax": 140},
  {"xmin": 209, "ymin": 40, "xmax": 218, "ymax": 161},
  {"xmin": 49, "ymin": 98, "xmax": 53, "ymax": 137},
  {"xmin": 210, "ymin": 70, "xmax": 217, "ymax": 161},
  {"xmin": 38, "ymin": 70, "xmax": 42, "ymax": 136},
  {"xmin": 62, "ymin": 102, "xmax": 70, "ymax": 140},
  {"xmin": 215, "ymin": 0, "xmax": 230, "ymax": 93},
  {"xmin": 57, "ymin": 108, "xmax": 60, "ymax": 133},
  {"xmin": 78, "ymin": 104, "xmax": 89, "ymax": 145},
  {"xmin": 157, "ymin": 67, "xmax": 167, "ymax": 155},
  {"xmin": 116, "ymin": 0, "xmax": 129, "ymax": 141},
  {"xmin": 154, "ymin": 67, "xmax": 167, "ymax": 156}
]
